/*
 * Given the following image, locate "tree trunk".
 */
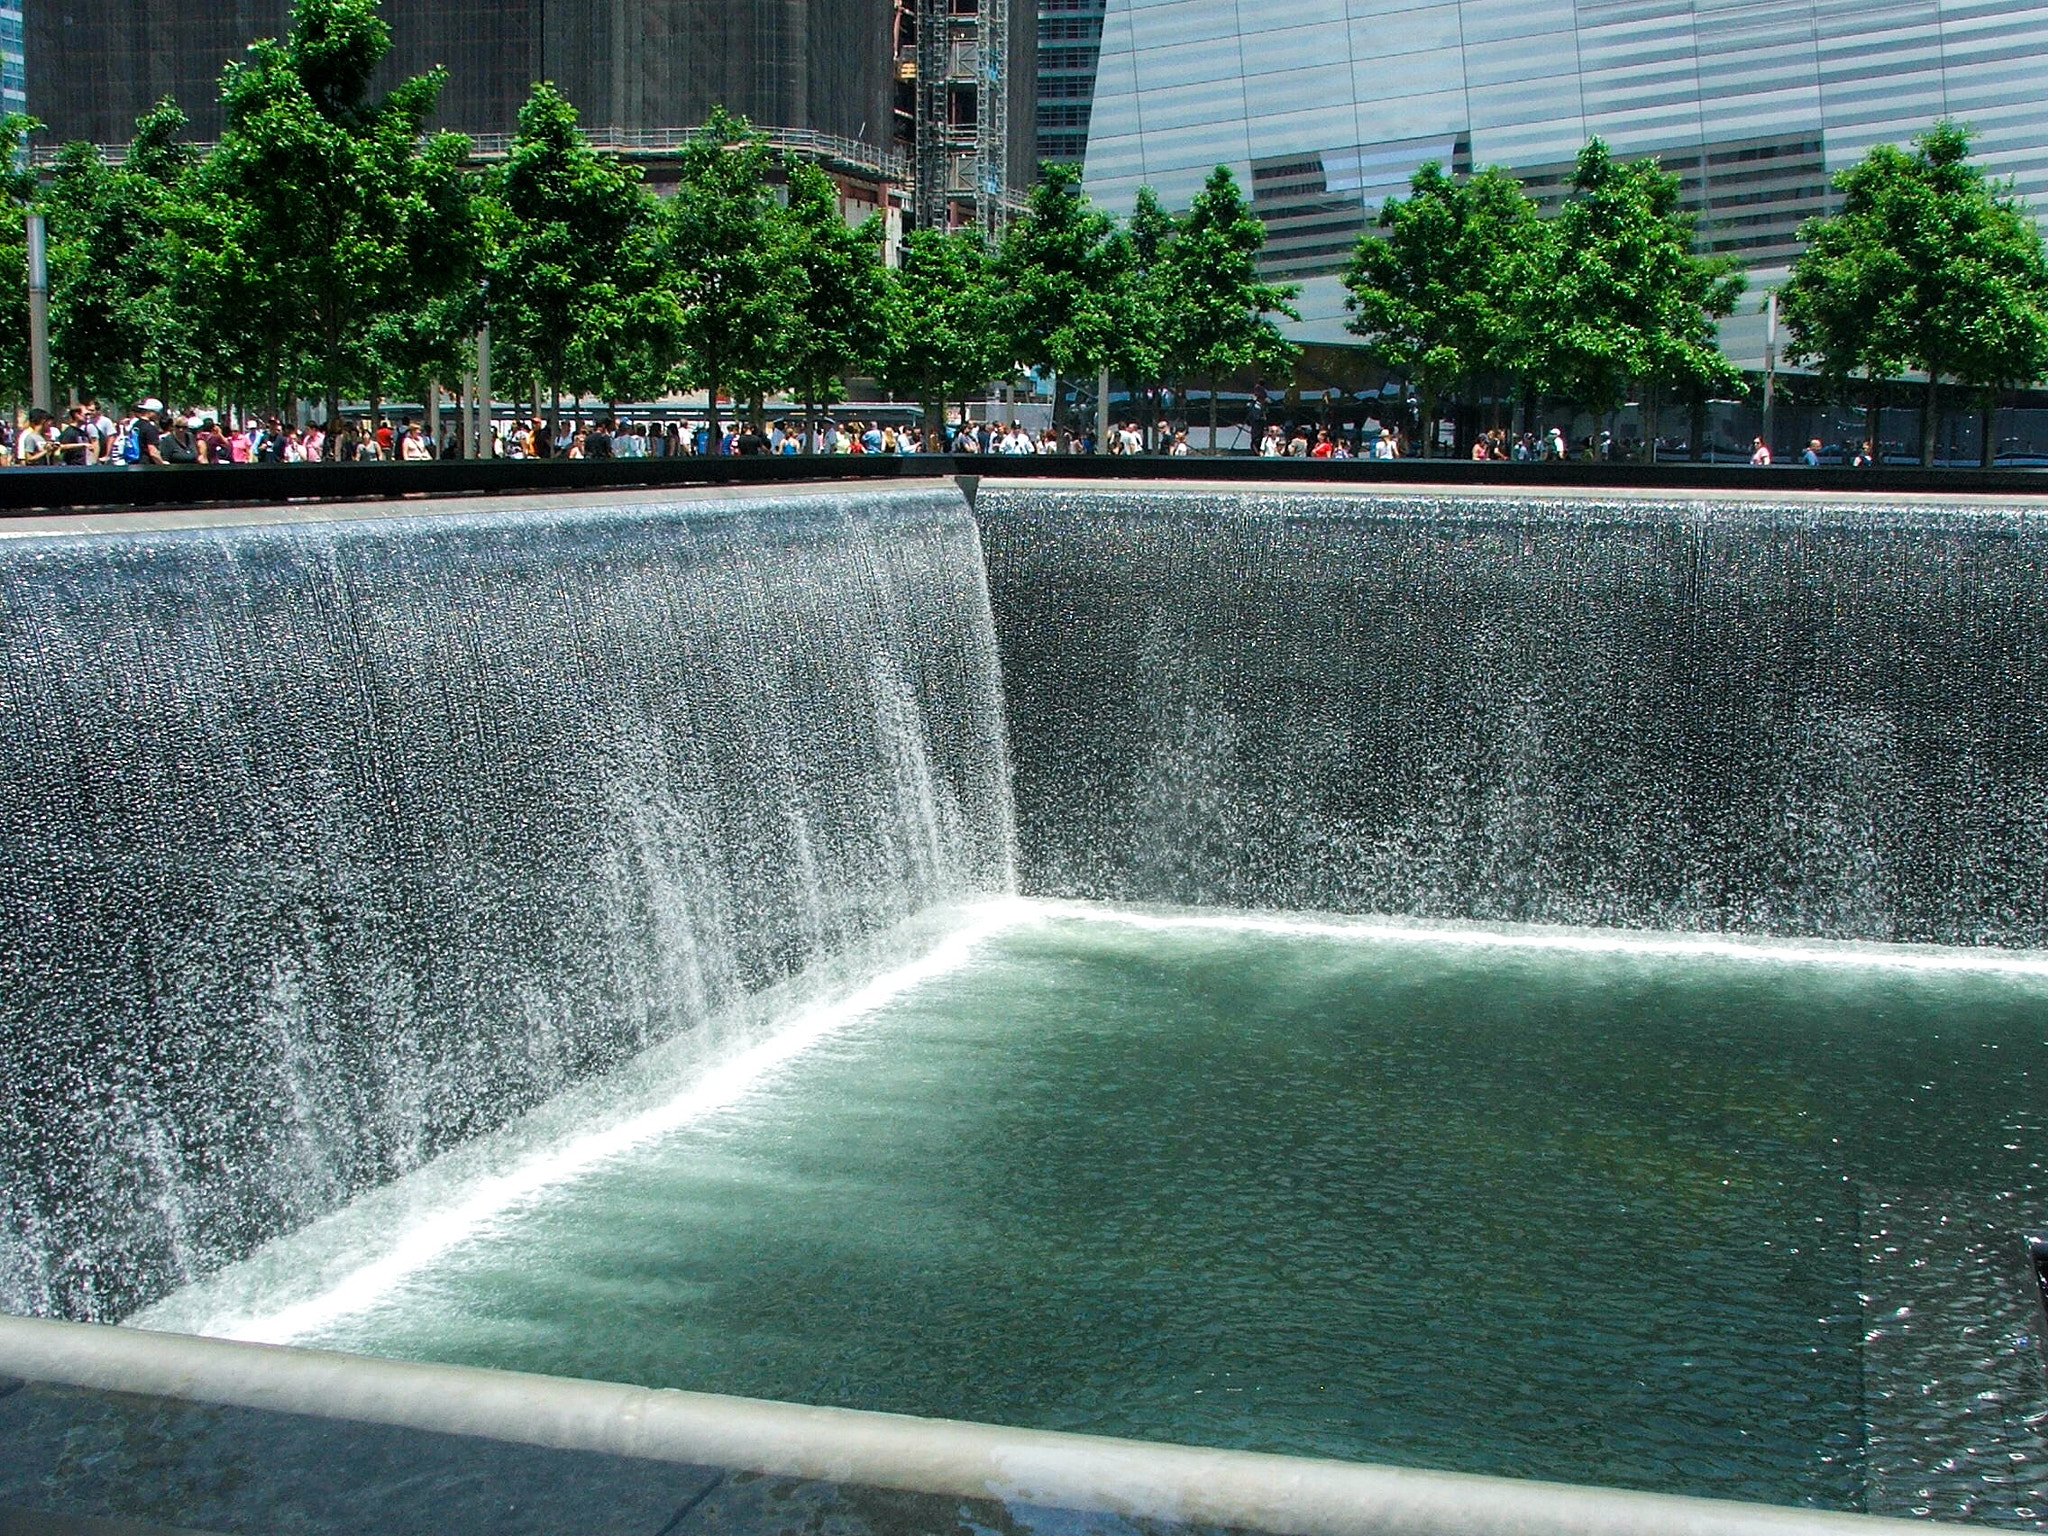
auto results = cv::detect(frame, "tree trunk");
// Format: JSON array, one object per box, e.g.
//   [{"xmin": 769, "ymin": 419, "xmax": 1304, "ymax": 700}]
[
  {"xmin": 1689, "ymin": 393, "xmax": 1707, "ymax": 463},
  {"xmin": 1866, "ymin": 376, "xmax": 1882, "ymax": 466},
  {"xmin": 707, "ymin": 367, "xmax": 721, "ymax": 453},
  {"xmin": 1419, "ymin": 386, "xmax": 1437, "ymax": 460},
  {"xmin": 1981, "ymin": 395, "xmax": 1997, "ymax": 469},
  {"xmin": 1920, "ymin": 373, "xmax": 1939, "ymax": 467},
  {"xmin": 1208, "ymin": 375, "xmax": 1219, "ymax": 454},
  {"xmin": 1641, "ymin": 387, "xmax": 1659, "ymax": 463}
]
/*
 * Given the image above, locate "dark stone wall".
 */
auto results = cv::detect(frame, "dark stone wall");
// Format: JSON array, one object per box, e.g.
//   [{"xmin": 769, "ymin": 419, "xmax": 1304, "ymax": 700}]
[{"xmin": 975, "ymin": 485, "xmax": 2048, "ymax": 947}]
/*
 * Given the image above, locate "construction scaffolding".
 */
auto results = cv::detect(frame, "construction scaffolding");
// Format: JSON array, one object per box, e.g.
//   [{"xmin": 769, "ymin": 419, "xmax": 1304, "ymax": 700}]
[{"xmin": 910, "ymin": 0, "xmax": 1007, "ymax": 234}]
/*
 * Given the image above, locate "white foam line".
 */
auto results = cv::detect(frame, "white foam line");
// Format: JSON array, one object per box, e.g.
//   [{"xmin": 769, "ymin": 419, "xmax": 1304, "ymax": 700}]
[
  {"xmin": 1033, "ymin": 900, "xmax": 2048, "ymax": 977},
  {"xmin": 209, "ymin": 898, "xmax": 1031, "ymax": 1346}
]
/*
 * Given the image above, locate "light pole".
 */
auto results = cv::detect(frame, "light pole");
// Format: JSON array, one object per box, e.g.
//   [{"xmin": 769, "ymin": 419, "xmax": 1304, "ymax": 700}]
[
  {"xmin": 25, "ymin": 211, "xmax": 50, "ymax": 414},
  {"xmin": 1761, "ymin": 289, "xmax": 1778, "ymax": 457},
  {"xmin": 477, "ymin": 277, "xmax": 493, "ymax": 459}
]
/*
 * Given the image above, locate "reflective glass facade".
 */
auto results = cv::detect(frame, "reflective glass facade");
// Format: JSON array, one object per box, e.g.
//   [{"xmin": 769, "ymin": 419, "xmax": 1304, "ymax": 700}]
[
  {"xmin": 1037, "ymin": 0, "xmax": 1107, "ymax": 163},
  {"xmin": 1082, "ymin": 0, "xmax": 2048, "ymax": 363},
  {"xmin": 0, "ymin": 2, "xmax": 22, "ymax": 118}
]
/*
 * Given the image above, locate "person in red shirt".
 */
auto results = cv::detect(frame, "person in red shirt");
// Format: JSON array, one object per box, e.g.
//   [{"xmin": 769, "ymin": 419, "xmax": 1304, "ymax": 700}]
[
  {"xmin": 1310, "ymin": 430, "xmax": 1336, "ymax": 459},
  {"xmin": 374, "ymin": 417, "xmax": 395, "ymax": 457}
]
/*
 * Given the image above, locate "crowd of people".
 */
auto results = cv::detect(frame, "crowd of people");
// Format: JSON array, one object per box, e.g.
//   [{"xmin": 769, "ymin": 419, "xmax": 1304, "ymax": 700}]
[
  {"xmin": 0, "ymin": 396, "xmax": 1852, "ymax": 465},
  {"xmin": 0, "ymin": 401, "xmax": 1189, "ymax": 463}
]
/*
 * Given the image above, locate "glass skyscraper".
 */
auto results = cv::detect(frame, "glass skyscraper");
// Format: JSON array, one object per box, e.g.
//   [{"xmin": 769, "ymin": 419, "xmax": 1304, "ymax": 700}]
[
  {"xmin": 1080, "ymin": 0, "xmax": 2048, "ymax": 364},
  {"xmin": 1038, "ymin": 0, "xmax": 1108, "ymax": 164},
  {"xmin": 0, "ymin": 0, "xmax": 24, "ymax": 120}
]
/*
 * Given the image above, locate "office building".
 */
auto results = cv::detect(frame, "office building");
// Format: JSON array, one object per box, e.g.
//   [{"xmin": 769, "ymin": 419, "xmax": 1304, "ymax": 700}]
[
  {"xmin": 1081, "ymin": 0, "xmax": 2048, "ymax": 364},
  {"xmin": 0, "ymin": 0, "xmax": 23, "ymax": 119},
  {"xmin": 26, "ymin": 0, "xmax": 1031, "ymax": 226},
  {"xmin": 1037, "ymin": 0, "xmax": 1106, "ymax": 165}
]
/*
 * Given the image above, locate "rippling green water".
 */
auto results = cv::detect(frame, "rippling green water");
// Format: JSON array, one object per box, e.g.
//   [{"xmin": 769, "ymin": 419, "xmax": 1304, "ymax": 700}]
[{"xmin": 292, "ymin": 908, "xmax": 2048, "ymax": 1515}]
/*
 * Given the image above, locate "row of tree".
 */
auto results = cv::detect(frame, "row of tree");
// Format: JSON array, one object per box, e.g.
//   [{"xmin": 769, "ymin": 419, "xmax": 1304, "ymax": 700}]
[
  {"xmin": 1342, "ymin": 146, "xmax": 1743, "ymax": 459},
  {"xmin": 8, "ymin": 0, "xmax": 2041, "ymax": 459},
  {"xmin": 1340, "ymin": 122, "xmax": 2048, "ymax": 464},
  {"xmin": 0, "ymin": 0, "xmax": 1305, "ymax": 446}
]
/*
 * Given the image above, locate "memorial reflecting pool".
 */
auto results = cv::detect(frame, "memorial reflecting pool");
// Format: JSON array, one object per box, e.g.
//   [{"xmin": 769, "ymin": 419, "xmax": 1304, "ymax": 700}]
[{"xmin": 141, "ymin": 901, "xmax": 2048, "ymax": 1522}]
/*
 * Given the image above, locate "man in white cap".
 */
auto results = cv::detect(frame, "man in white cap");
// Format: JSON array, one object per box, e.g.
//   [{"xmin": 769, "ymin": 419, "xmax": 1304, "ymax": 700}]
[{"xmin": 126, "ymin": 399, "xmax": 166, "ymax": 465}]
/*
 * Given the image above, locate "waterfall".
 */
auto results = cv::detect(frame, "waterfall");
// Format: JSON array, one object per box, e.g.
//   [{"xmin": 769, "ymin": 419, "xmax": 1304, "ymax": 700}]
[
  {"xmin": 974, "ymin": 486, "xmax": 2048, "ymax": 947},
  {"xmin": 0, "ymin": 485, "xmax": 1014, "ymax": 1322}
]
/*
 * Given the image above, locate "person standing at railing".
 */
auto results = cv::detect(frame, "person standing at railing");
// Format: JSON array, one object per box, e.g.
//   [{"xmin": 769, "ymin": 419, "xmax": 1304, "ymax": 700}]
[
  {"xmin": 162, "ymin": 415, "xmax": 200, "ymax": 464},
  {"xmin": 15, "ymin": 409, "xmax": 53, "ymax": 465},
  {"xmin": 126, "ymin": 401, "xmax": 167, "ymax": 465}
]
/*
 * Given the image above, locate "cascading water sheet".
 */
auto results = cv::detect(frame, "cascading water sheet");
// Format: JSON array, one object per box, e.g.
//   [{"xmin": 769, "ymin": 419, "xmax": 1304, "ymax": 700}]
[
  {"xmin": 973, "ymin": 486, "xmax": 2048, "ymax": 946},
  {"xmin": 0, "ymin": 484, "xmax": 1014, "ymax": 1323}
]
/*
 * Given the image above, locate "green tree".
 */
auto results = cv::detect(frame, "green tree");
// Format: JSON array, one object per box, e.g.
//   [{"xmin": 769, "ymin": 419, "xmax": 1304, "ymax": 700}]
[
  {"xmin": 779, "ymin": 160, "xmax": 888, "ymax": 449},
  {"xmin": 1779, "ymin": 200, "xmax": 1896, "ymax": 461},
  {"xmin": 1342, "ymin": 162, "xmax": 1548, "ymax": 458},
  {"xmin": 486, "ymin": 83, "xmax": 658, "ymax": 436},
  {"xmin": 199, "ymin": 0, "xmax": 478, "ymax": 433},
  {"xmin": 1782, "ymin": 121, "xmax": 2048, "ymax": 467},
  {"xmin": 663, "ymin": 108, "xmax": 791, "ymax": 448},
  {"xmin": 1168, "ymin": 166, "xmax": 1299, "ymax": 450},
  {"xmin": 44, "ymin": 102, "xmax": 204, "ymax": 408},
  {"xmin": 1104, "ymin": 187, "xmax": 1180, "ymax": 446},
  {"xmin": 877, "ymin": 227, "xmax": 1005, "ymax": 439},
  {"xmin": 1543, "ymin": 140, "xmax": 1743, "ymax": 459},
  {"xmin": 0, "ymin": 113, "xmax": 43, "ymax": 400},
  {"xmin": 998, "ymin": 161, "xmax": 1121, "ymax": 427}
]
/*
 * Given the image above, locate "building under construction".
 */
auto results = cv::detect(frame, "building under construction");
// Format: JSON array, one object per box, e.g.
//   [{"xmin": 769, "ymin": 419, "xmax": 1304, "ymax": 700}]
[{"xmin": 25, "ymin": 0, "xmax": 1032, "ymax": 229}]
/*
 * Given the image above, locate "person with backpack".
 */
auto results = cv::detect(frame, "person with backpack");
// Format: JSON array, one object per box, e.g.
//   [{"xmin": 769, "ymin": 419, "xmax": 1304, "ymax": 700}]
[
  {"xmin": 123, "ymin": 399, "xmax": 167, "ymax": 465},
  {"xmin": 256, "ymin": 417, "xmax": 289, "ymax": 462}
]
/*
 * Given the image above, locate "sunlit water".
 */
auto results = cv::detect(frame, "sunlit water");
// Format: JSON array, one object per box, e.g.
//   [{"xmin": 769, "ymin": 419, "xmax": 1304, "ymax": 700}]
[{"xmin": 139, "ymin": 901, "xmax": 2048, "ymax": 1520}]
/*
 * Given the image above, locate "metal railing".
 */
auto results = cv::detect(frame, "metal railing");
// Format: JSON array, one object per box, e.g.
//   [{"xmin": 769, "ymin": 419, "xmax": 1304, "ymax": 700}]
[
  {"xmin": 30, "ymin": 122, "xmax": 912, "ymax": 184},
  {"xmin": 0, "ymin": 1316, "xmax": 1945, "ymax": 1536},
  {"xmin": 2, "ymin": 454, "xmax": 2046, "ymax": 520}
]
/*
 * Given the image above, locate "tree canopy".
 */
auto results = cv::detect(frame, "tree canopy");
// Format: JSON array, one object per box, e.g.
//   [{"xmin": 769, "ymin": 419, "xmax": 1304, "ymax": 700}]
[
  {"xmin": 1543, "ymin": 140, "xmax": 1744, "ymax": 456},
  {"xmin": 484, "ymin": 83, "xmax": 667, "ymax": 433},
  {"xmin": 779, "ymin": 160, "xmax": 890, "ymax": 427},
  {"xmin": 877, "ymin": 227, "xmax": 1007, "ymax": 434},
  {"xmin": 997, "ymin": 162, "xmax": 1123, "ymax": 395},
  {"xmin": 1343, "ymin": 162, "xmax": 1548, "ymax": 457},
  {"xmin": 661, "ymin": 108, "xmax": 792, "ymax": 440},
  {"xmin": 197, "ymin": 0, "xmax": 480, "ymax": 428},
  {"xmin": 1168, "ymin": 165, "xmax": 1300, "ymax": 443},
  {"xmin": 0, "ymin": 112, "xmax": 43, "ymax": 401},
  {"xmin": 1783, "ymin": 120, "xmax": 2048, "ymax": 465}
]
